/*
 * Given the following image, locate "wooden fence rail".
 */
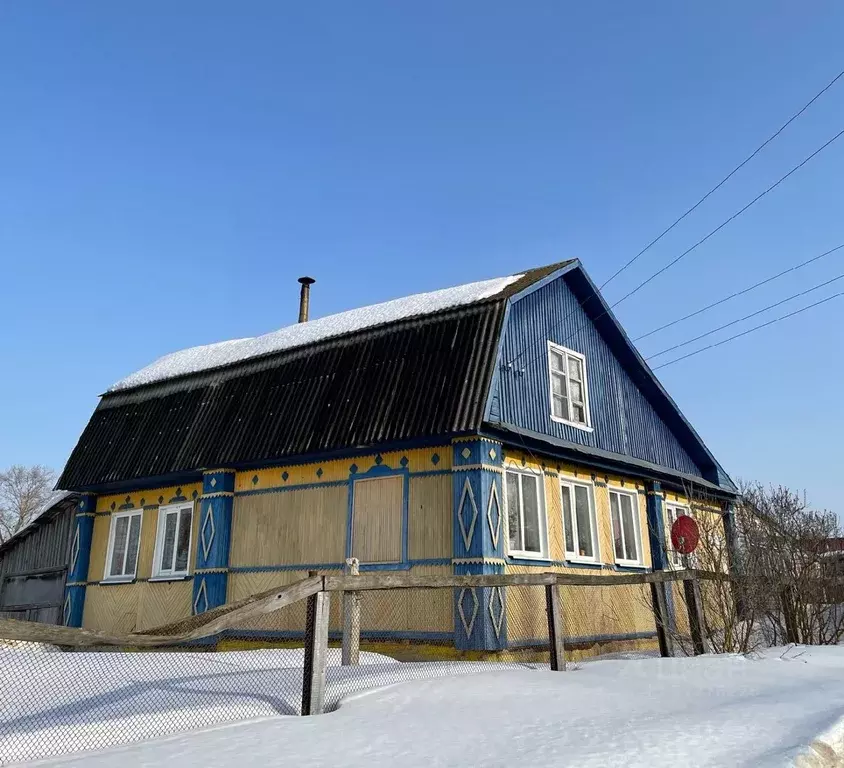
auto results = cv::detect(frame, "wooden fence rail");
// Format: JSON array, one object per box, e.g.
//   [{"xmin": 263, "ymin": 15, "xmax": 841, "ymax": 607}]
[{"xmin": 0, "ymin": 568, "xmax": 720, "ymax": 717}]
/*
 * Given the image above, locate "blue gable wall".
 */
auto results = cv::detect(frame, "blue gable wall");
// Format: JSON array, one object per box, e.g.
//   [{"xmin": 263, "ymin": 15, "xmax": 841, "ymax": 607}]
[{"xmin": 487, "ymin": 272, "xmax": 712, "ymax": 481}]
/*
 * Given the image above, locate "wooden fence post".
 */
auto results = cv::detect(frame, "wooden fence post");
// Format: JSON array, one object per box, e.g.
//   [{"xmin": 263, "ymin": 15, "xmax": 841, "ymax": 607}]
[
  {"xmin": 683, "ymin": 578, "xmax": 707, "ymax": 655},
  {"xmin": 342, "ymin": 558, "xmax": 361, "ymax": 666},
  {"xmin": 650, "ymin": 581, "xmax": 674, "ymax": 658},
  {"xmin": 545, "ymin": 583, "xmax": 566, "ymax": 671},
  {"xmin": 301, "ymin": 576, "xmax": 330, "ymax": 716}
]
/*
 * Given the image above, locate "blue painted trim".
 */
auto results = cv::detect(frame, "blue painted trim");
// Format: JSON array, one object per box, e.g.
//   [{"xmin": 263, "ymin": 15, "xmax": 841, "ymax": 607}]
[
  {"xmin": 613, "ymin": 564, "xmax": 651, "ymax": 573},
  {"xmin": 219, "ymin": 629, "xmax": 455, "ymax": 643},
  {"xmin": 70, "ymin": 435, "xmax": 467, "ymax": 496},
  {"xmin": 481, "ymin": 425, "xmax": 735, "ymax": 498},
  {"xmin": 230, "ymin": 563, "xmax": 344, "ymax": 573},
  {"xmin": 88, "ymin": 575, "xmax": 197, "ymax": 585},
  {"xmin": 345, "ymin": 463, "xmax": 410, "ymax": 567},
  {"xmin": 229, "ymin": 557, "xmax": 451, "ymax": 574},
  {"xmin": 508, "ymin": 630, "xmax": 658, "ymax": 648},
  {"xmin": 646, "ymin": 481, "xmax": 667, "ymax": 571},
  {"xmin": 236, "ymin": 480, "xmax": 350, "ymax": 497}
]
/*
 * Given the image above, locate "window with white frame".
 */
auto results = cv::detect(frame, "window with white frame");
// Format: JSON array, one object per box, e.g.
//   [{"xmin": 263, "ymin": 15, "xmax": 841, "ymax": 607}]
[
  {"xmin": 152, "ymin": 502, "xmax": 194, "ymax": 578},
  {"xmin": 105, "ymin": 509, "xmax": 143, "ymax": 581},
  {"xmin": 609, "ymin": 489, "xmax": 642, "ymax": 565},
  {"xmin": 505, "ymin": 469, "xmax": 547, "ymax": 557},
  {"xmin": 548, "ymin": 342, "xmax": 591, "ymax": 428},
  {"xmin": 665, "ymin": 503, "xmax": 691, "ymax": 568},
  {"xmin": 560, "ymin": 479, "xmax": 598, "ymax": 561}
]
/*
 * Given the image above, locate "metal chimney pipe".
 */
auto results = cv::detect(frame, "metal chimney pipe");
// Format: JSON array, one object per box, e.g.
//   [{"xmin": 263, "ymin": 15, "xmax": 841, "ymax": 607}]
[{"xmin": 298, "ymin": 276, "xmax": 315, "ymax": 323}]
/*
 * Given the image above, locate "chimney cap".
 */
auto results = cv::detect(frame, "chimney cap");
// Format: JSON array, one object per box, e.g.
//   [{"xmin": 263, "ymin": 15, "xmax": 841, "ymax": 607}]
[{"xmin": 298, "ymin": 276, "xmax": 316, "ymax": 286}]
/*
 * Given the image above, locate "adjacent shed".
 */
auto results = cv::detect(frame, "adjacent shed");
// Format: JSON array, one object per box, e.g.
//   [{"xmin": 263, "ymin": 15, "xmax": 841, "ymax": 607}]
[{"xmin": 0, "ymin": 492, "xmax": 78, "ymax": 624}]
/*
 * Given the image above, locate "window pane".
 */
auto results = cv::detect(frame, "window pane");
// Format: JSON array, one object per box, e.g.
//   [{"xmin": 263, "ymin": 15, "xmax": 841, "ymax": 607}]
[
  {"xmin": 160, "ymin": 512, "xmax": 177, "ymax": 572},
  {"xmin": 521, "ymin": 476, "xmax": 541, "ymax": 553},
  {"xmin": 569, "ymin": 379, "xmax": 583, "ymax": 404},
  {"xmin": 175, "ymin": 509, "xmax": 192, "ymax": 572},
  {"xmin": 550, "ymin": 350, "xmax": 565, "ymax": 372},
  {"xmin": 620, "ymin": 495, "xmax": 638, "ymax": 562},
  {"xmin": 561, "ymin": 486, "xmax": 574, "ymax": 553},
  {"xmin": 552, "ymin": 394, "xmax": 569, "ymax": 419},
  {"xmin": 571, "ymin": 404, "xmax": 586, "ymax": 424},
  {"xmin": 506, "ymin": 473, "xmax": 521, "ymax": 551},
  {"xmin": 550, "ymin": 372, "xmax": 565, "ymax": 396},
  {"xmin": 574, "ymin": 486, "xmax": 593, "ymax": 558},
  {"xmin": 126, "ymin": 514, "xmax": 141, "ymax": 576},
  {"xmin": 567, "ymin": 356, "xmax": 583, "ymax": 381},
  {"xmin": 110, "ymin": 517, "xmax": 129, "ymax": 576},
  {"xmin": 610, "ymin": 493, "xmax": 624, "ymax": 560}
]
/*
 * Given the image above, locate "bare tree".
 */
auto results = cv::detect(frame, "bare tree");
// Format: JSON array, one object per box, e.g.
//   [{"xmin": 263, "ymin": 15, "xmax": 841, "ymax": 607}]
[{"xmin": 0, "ymin": 465, "xmax": 57, "ymax": 543}]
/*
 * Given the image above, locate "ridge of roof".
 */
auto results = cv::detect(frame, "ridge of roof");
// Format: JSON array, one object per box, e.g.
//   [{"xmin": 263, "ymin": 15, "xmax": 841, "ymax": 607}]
[{"xmin": 108, "ymin": 261, "xmax": 574, "ymax": 394}]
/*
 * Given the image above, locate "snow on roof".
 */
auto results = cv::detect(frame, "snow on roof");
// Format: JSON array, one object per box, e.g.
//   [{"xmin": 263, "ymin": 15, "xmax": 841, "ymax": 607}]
[{"xmin": 109, "ymin": 273, "xmax": 523, "ymax": 392}]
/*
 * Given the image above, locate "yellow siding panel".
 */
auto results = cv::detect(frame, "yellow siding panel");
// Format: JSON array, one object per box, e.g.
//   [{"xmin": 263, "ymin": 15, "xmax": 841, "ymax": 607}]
[
  {"xmin": 408, "ymin": 475, "xmax": 451, "ymax": 560},
  {"xmin": 87, "ymin": 516, "xmax": 111, "ymax": 583},
  {"xmin": 136, "ymin": 508, "xmax": 158, "ymax": 580},
  {"xmin": 82, "ymin": 584, "xmax": 139, "ymax": 634},
  {"xmin": 135, "ymin": 580, "xmax": 193, "ymax": 631},
  {"xmin": 230, "ymin": 485, "xmax": 348, "ymax": 567},
  {"xmin": 234, "ymin": 447, "xmax": 450, "ymax": 493},
  {"xmin": 352, "ymin": 476, "xmax": 403, "ymax": 563},
  {"xmin": 96, "ymin": 484, "xmax": 201, "ymax": 514}
]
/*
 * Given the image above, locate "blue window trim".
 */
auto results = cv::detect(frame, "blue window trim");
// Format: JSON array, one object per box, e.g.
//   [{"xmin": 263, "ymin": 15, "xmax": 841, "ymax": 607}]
[{"xmin": 346, "ymin": 463, "xmax": 410, "ymax": 570}]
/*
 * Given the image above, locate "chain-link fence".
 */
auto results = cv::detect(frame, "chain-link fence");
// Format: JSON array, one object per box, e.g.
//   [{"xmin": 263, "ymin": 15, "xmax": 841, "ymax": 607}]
[{"xmin": 0, "ymin": 570, "xmax": 714, "ymax": 764}]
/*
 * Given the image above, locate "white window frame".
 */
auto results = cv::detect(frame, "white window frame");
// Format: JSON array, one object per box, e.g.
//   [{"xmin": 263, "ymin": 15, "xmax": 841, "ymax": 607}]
[
  {"xmin": 103, "ymin": 509, "xmax": 143, "ymax": 583},
  {"xmin": 151, "ymin": 502, "xmax": 195, "ymax": 580},
  {"xmin": 559, "ymin": 478, "xmax": 600, "ymax": 563},
  {"xmin": 665, "ymin": 503, "xmax": 692, "ymax": 569},
  {"xmin": 547, "ymin": 341, "xmax": 593, "ymax": 432},
  {"xmin": 608, "ymin": 487, "xmax": 644, "ymax": 567},
  {"xmin": 504, "ymin": 468, "xmax": 549, "ymax": 560}
]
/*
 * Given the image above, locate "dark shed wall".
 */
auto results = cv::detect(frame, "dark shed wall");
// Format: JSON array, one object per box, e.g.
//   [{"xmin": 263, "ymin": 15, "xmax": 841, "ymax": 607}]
[
  {"xmin": 0, "ymin": 503, "xmax": 74, "ymax": 624},
  {"xmin": 490, "ymin": 274, "xmax": 711, "ymax": 480},
  {"xmin": 0, "ymin": 506, "xmax": 74, "ymax": 578}
]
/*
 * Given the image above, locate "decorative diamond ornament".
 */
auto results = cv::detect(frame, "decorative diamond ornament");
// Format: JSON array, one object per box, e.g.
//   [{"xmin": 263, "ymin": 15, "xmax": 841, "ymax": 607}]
[
  {"xmin": 193, "ymin": 579, "xmax": 209, "ymax": 615},
  {"xmin": 457, "ymin": 478, "xmax": 479, "ymax": 550},
  {"xmin": 488, "ymin": 587, "xmax": 505, "ymax": 639},
  {"xmin": 200, "ymin": 506, "xmax": 216, "ymax": 561},
  {"xmin": 457, "ymin": 588, "xmax": 479, "ymax": 638},
  {"xmin": 486, "ymin": 481, "xmax": 502, "ymax": 549}
]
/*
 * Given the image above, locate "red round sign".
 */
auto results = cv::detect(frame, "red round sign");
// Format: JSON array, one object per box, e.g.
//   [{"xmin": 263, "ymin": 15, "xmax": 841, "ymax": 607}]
[{"xmin": 670, "ymin": 515, "xmax": 700, "ymax": 555}]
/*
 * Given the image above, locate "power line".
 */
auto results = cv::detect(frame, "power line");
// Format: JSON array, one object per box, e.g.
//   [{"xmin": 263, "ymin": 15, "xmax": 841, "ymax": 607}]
[
  {"xmin": 651, "ymin": 291, "xmax": 844, "ymax": 370},
  {"xmin": 598, "ymin": 67, "xmax": 844, "ymax": 292},
  {"xmin": 505, "ymin": 67, "xmax": 844, "ymax": 370},
  {"xmin": 646, "ymin": 270, "xmax": 844, "ymax": 359},
  {"xmin": 633, "ymin": 243, "xmax": 844, "ymax": 342},
  {"xmin": 606, "ymin": 126, "xmax": 844, "ymax": 310},
  {"xmin": 508, "ymin": 125, "xmax": 844, "ymax": 371}
]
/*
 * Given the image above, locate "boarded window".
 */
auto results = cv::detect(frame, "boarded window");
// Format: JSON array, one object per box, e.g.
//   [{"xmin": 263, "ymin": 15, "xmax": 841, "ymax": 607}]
[
  {"xmin": 352, "ymin": 475, "xmax": 404, "ymax": 563},
  {"xmin": 0, "ymin": 571, "xmax": 64, "ymax": 608}
]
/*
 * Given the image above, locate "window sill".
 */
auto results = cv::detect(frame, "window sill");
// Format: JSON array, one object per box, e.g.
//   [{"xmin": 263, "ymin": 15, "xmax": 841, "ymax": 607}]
[
  {"xmin": 614, "ymin": 562, "xmax": 648, "ymax": 572},
  {"xmin": 508, "ymin": 554, "xmax": 551, "ymax": 566},
  {"xmin": 550, "ymin": 415, "xmax": 594, "ymax": 433},
  {"xmin": 565, "ymin": 557, "xmax": 603, "ymax": 569},
  {"xmin": 99, "ymin": 577, "xmax": 135, "ymax": 586},
  {"xmin": 148, "ymin": 574, "xmax": 191, "ymax": 582}
]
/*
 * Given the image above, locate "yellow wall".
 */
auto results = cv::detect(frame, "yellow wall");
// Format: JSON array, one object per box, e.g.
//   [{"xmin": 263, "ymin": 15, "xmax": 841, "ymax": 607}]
[{"xmin": 502, "ymin": 448, "xmax": 651, "ymax": 569}]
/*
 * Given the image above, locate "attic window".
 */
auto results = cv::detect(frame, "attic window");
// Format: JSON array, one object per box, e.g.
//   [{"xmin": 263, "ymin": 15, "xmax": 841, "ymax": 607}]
[{"xmin": 547, "ymin": 342, "xmax": 591, "ymax": 430}]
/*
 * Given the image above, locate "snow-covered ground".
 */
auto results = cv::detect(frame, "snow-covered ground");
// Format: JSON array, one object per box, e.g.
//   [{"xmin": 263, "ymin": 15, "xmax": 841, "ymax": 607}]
[
  {"xmin": 0, "ymin": 646, "xmax": 531, "ymax": 764},
  {"xmin": 6, "ymin": 646, "xmax": 844, "ymax": 767}
]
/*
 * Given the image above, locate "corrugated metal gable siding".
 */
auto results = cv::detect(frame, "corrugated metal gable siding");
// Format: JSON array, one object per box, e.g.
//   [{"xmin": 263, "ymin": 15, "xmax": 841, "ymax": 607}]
[
  {"xmin": 59, "ymin": 303, "xmax": 505, "ymax": 490},
  {"xmin": 493, "ymin": 275, "xmax": 706, "ymax": 478},
  {"xmin": 0, "ymin": 505, "xmax": 74, "ymax": 578}
]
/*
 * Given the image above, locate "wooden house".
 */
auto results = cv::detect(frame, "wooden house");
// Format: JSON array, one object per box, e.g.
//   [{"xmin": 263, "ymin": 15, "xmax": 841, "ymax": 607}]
[
  {"xmin": 56, "ymin": 260, "xmax": 736, "ymax": 651},
  {"xmin": 0, "ymin": 492, "xmax": 79, "ymax": 624}
]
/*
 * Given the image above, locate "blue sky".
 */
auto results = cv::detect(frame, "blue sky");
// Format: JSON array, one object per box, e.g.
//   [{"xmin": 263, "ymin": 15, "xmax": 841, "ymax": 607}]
[{"xmin": 1, "ymin": 2, "xmax": 842, "ymax": 510}]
